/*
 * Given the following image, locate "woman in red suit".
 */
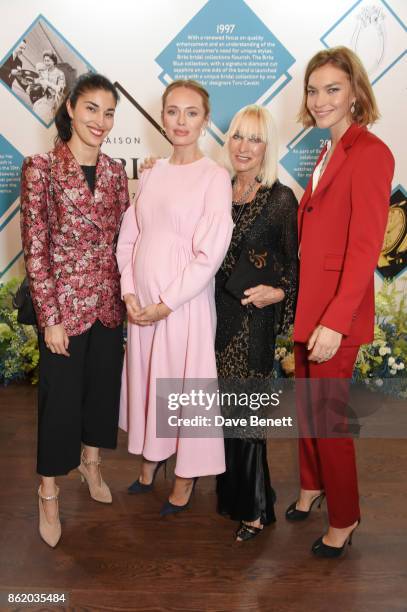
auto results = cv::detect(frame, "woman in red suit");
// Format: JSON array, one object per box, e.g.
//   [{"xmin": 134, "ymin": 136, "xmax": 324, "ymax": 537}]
[
  {"xmin": 20, "ymin": 73, "xmax": 129, "ymax": 547},
  {"xmin": 285, "ymin": 47, "xmax": 394, "ymax": 557}
]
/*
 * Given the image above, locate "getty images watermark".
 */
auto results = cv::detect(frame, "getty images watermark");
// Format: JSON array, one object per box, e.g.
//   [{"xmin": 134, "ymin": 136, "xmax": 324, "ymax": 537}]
[
  {"xmin": 155, "ymin": 378, "xmax": 407, "ymax": 439},
  {"xmin": 166, "ymin": 388, "xmax": 293, "ymax": 429},
  {"xmin": 156, "ymin": 378, "xmax": 291, "ymax": 438}
]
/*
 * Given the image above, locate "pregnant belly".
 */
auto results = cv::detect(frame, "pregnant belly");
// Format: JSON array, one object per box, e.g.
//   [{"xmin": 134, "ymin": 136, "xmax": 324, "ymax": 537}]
[{"xmin": 133, "ymin": 234, "xmax": 192, "ymax": 306}]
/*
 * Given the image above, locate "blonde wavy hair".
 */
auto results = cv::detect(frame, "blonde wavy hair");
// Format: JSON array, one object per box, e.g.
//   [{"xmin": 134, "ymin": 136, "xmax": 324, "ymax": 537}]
[{"xmin": 222, "ymin": 105, "xmax": 278, "ymax": 187}]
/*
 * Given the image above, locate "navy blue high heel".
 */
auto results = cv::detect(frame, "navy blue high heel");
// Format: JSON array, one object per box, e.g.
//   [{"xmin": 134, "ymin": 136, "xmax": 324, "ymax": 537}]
[
  {"xmin": 160, "ymin": 477, "xmax": 199, "ymax": 516},
  {"xmin": 128, "ymin": 459, "xmax": 167, "ymax": 494}
]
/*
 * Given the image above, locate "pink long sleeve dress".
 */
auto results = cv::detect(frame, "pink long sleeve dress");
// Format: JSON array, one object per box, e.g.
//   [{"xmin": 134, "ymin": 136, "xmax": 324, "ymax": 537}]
[{"xmin": 116, "ymin": 157, "xmax": 233, "ymax": 477}]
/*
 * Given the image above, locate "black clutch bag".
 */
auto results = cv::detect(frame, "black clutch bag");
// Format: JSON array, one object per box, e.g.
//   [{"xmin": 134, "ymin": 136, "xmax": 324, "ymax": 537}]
[
  {"xmin": 12, "ymin": 276, "xmax": 37, "ymax": 325},
  {"xmin": 224, "ymin": 247, "xmax": 278, "ymax": 301},
  {"xmin": 13, "ymin": 153, "xmax": 51, "ymax": 327}
]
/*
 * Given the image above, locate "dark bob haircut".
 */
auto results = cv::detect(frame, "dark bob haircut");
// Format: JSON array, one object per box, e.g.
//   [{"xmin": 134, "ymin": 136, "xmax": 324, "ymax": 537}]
[{"xmin": 43, "ymin": 50, "xmax": 58, "ymax": 65}]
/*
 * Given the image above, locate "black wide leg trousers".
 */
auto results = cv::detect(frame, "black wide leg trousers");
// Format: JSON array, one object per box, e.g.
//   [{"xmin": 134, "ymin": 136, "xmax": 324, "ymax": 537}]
[{"xmin": 37, "ymin": 320, "xmax": 124, "ymax": 477}]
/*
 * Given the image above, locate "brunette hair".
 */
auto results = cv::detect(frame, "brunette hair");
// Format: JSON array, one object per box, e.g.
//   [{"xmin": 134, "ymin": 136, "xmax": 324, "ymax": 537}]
[
  {"xmin": 42, "ymin": 50, "xmax": 58, "ymax": 65},
  {"xmin": 54, "ymin": 72, "xmax": 119, "ymax": 142},
  {"xmin": 161, "ymin": 79, "xmax": 210, "ymax": 118},
  {"xmin": 298, "ymin": 46, "xmax": 379, "ymax": 127},
  {"xmin": 222, "ymin": 105, "xmax": 278, "ymax": 187}
]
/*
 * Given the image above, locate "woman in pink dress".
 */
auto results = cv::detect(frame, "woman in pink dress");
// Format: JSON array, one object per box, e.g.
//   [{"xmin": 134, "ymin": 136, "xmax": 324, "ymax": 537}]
[{"xmin": 116, "ymin": 80, "xmax": 233, "ymax": 514}]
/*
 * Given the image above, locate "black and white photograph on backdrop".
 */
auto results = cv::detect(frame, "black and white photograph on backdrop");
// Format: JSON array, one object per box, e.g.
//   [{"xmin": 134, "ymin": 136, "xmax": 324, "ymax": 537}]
[
  {"xmin": 0, "ymin": 15, "xmax": 91, "ymax": 126},
  {"xmin": 0, "ymin": 1, "xmax": 406, "ymax": 610}
]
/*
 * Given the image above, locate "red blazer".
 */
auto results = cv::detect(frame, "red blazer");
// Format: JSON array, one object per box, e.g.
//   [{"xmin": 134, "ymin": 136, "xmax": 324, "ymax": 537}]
[
  {"xmin": 294, "ymin": 123, "xmax": 394, "ymax": 346},
  {"xmin": 20, "ymin": 141, "xmax": 130, "ymax": 336}
]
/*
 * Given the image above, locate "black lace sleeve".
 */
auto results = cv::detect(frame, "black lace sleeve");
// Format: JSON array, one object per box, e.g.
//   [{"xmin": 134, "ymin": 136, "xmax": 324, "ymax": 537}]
[{"xmin": 276, "ymin": 185, "xmax": 298, "ymax": 335}]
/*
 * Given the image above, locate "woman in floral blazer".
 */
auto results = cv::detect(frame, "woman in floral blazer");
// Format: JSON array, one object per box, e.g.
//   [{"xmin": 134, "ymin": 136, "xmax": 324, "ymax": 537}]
[{"xmin": 20, "ymin": 73, "xmax": 129, "ymax": 547}]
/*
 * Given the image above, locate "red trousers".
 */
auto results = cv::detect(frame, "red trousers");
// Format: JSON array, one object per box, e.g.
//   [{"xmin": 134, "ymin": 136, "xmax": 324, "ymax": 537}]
[{"xmin": 294, "ymin": 343, "xmax": 361, "ymax": 528}]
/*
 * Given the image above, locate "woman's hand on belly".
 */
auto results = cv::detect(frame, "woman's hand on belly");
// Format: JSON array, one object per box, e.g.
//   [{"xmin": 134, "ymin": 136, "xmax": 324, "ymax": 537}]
[
  {"xmin": 123, "ymin": 293, "xmax": 142, "ymax": 324},
  {"xmin": 307, "ymin": 325, "xmax": 343, "ymax": 363},
  {"xmin": 133, "ymin": 301, "xmax": 172, "ymax": 326},
  {"xmin": 241, "ymin": 285, "xmax": 285, "ymax": 308}
]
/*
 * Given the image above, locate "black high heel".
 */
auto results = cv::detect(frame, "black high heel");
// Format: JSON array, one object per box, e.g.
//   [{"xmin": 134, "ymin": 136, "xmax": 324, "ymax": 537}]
[
  {"xmin": 235, "ymin": 521, "xmax": 264, "ymax": 542},
  {"xmin": 128, "ymin": 459, "xmax": 167, "ymax": 494},
  {"xmin": 160, "ymin": 477, "xmax": 198, "ymax": 516},
  {"xmin": 311, "ymin": 519, "xmax": 361, "ymax": 558},
  {"xmin": 285, "ymin": 492, "xmax": 325, "ymax": 521}
]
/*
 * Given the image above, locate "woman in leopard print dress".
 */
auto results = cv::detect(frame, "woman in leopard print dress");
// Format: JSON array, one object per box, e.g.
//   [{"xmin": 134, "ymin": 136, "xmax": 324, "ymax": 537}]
[{"xmin": 215, "ymin": 105, "xmax": 298, "ymax": 541}]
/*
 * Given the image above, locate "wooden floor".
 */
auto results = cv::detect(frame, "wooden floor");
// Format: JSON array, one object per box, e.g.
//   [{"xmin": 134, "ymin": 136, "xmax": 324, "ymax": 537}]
[{"xmin": 0, "ymin": 384, "xmax": 406, "ymax": 612}]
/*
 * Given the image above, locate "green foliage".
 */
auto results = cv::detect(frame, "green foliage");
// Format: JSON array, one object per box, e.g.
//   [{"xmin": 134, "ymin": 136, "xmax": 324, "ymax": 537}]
[
  {"xmin": 0, "ymin": 278, "xmax": 39, "ymax": 385},
  {"xmin": 1, "ymin": 276, "xmax": 406, "ymax": 396},
  {"xmin": 275, "ymin": 280, "xmax": 407, "ymax": 397},
  {"xmin": 355, "ymin": 280, "xmax": 407, "ymax": 397}
]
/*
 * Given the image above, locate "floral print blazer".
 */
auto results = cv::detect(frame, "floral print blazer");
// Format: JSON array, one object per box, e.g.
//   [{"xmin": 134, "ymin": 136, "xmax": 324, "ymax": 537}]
[{"xmin": 20, "ymin": 140, "xmax": 129, "ymax": 336}]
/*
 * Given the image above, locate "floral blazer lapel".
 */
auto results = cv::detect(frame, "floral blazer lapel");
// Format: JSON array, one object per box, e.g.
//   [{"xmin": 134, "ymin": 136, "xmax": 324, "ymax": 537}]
[
  {"xmin": 93, "ymin": 152, "xmax": 114, "ymax": 230},
  {"xmin": 51, "ymin": 141, "xmax": 103, "ymax": 230}
]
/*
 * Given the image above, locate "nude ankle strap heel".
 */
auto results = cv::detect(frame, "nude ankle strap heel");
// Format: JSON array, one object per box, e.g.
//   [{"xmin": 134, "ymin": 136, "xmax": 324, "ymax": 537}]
[
  {"xmin": 38, "ymin": 485, "xmax": 61, "ymax": 548},
  {"xmin": 78, "ymin": 450, "xmax": 112, "ymax": 504}
]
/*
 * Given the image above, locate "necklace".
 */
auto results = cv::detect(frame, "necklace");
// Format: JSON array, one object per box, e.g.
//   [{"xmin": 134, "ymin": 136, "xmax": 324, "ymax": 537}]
[
  {"xmin": 232, "ymin": 179, "xmax": 258, "ymax": 225},
  {"xmin": 232, "ymin": 202, "xmax": 248, "ymax": 225},
  {"xmin": 233, "ymin": 178, "xmax": 258, "ymax": 204}
]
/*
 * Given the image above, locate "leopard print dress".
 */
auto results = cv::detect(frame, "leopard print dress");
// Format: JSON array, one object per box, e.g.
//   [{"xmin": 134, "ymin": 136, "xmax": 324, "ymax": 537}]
[
  {"xmin": 215, "ymin": 180, "xmax": 298, "ymax": 524},
  {"xmin": 215, "ymin": 180, "xmax": 298, "ymax": 381}
]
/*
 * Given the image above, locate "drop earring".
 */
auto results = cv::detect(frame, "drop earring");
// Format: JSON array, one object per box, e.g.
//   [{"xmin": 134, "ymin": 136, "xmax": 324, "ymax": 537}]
[
  {"xmin": 201, "ymin": 127, "xmax": 207, "ymax": 137},
  {"xmin": 350, "ymin": 101, "xmax": 356, "ymax": 114}
]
